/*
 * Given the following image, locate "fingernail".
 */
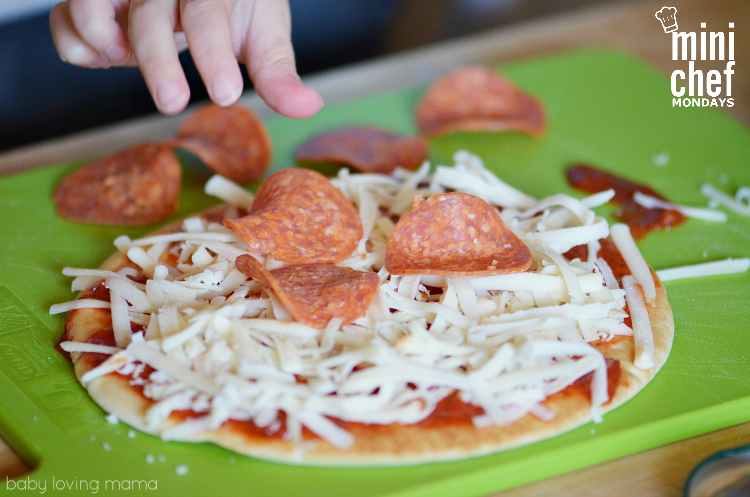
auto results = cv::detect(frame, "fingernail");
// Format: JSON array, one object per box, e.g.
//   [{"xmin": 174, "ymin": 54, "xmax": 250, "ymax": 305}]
[
  {"xmin": 156, "ymin": 81, "xmax": 186, "ymax": 114},
  {"xmin": 92, "ymin": 55, "xmax": 110, "ymax": 68},
  {"xmin": 312, "ymin": 88, "xmax": 324, "ymax": 108},
  {"xmin": 211, "ymin": 77, "xmax": 241, "ymax": 106},
  {"xmin": 105, "ymin": 44, "xmax": 129, "ymax": 63}
]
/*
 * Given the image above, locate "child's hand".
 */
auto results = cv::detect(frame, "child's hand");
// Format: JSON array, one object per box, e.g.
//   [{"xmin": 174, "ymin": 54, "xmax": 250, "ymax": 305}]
[{"xmin": 49, "ymin": 0, "xmax": 323, "ymax": 118}]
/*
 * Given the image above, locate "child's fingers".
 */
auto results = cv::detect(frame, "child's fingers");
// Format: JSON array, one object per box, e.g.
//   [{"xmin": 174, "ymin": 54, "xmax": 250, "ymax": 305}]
[
  {"xmin": 245, "ymin": 0, "xmax": 322, "ymax": 119},
  {"xmin": 128, "ymin": 0, "xmax": 191, "ymax": 114},
  {"xmin": 49, "ymin": 2, "xmax": 109, "ymax": 67},
  {"xmin": 180, "ymin": 0, "xmax": 243, "ymax": 107},
  {"xmin": 66, "ymin": 0, "xmax": 132, "ymax": 63},
  {"xmin": 254, "ymin": 70, "xmax": 324, "ymax": 119}
]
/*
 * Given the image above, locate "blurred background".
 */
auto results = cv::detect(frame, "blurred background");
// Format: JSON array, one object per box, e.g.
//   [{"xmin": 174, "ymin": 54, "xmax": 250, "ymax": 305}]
[{"xmin": 0, "ymin": 0, "xmax": 619, "ymax": 152}]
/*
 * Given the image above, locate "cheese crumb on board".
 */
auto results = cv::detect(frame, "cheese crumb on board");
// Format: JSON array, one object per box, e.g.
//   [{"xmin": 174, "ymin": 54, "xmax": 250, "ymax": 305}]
[{"xmin": 651, "ymin": 152, "xmax": 669, "ymax": 166}]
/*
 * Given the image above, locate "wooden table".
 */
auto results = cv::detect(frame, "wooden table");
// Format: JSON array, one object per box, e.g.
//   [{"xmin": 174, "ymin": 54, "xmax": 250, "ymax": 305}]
[{"xmin": 2, "ymin": 0, "xmax": 749, "ymax": 494}]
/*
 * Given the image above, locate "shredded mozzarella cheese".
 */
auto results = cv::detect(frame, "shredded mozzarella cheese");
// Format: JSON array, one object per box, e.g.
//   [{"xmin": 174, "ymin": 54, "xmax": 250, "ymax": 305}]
[
  {"xmin": 609, "ymin": 224, "xmax": 656, "ymax": 303},
  {"xmin": 633, "ymin": 192, "xmax": 727, "ymax": 222},
  {"xmin": 57, "ymin": 151, "xmax": 656, "ymax": 450},
  {"xmin": 621, "ymin": 276, "xmax": 655, "ymax": 370},
  {"xmin": 701, "ymin": 183, "xmax": 750, "ymax": 216},
  {"xmin": 205, "ymin": 174, "xmax": 255, "ymax": 210},
  {"xmin": 50, "ymin": 299, "xmax": 111, "ymax": 315},
  {"xmin": 656, "ymin": 258, "xmax": 750, "ymax": 281}
]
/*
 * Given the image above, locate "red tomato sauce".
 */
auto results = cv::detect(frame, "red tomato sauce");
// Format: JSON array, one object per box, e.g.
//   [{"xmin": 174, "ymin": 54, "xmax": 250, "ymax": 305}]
[{"xmin": 567, "ymin": 163, "xmax": 686, "ymax": 239}]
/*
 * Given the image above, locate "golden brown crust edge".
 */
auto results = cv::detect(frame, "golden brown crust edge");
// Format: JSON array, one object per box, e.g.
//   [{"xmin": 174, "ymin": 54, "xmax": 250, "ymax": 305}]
[{"xmin": 65, "ymin": 207, "xmax": 674, "ymax": 467}]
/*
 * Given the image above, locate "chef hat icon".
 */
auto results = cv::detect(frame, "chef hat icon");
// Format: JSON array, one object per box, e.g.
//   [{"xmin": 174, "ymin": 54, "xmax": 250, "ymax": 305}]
[{"xmin": 655, "ymin": 6, "xmax": 678, "ymax": 33}]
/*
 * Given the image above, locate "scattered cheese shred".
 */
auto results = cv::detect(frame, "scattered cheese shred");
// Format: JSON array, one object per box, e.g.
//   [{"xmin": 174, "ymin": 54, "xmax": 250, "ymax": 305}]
[
  {"xmin": 609, "ymin": 223, "xmax": 656, "ymax": 303},
  {"xmin": 621, "ymin": 276, "xmax": 655, "ymax": 370},
  {"xmin": 59, "ymin": 341, "xmax": 120, "ymax": 355},
  {"xmin": 656, "ymin": 258, "xmax": 750, "ymax": 281},
  {"xmin": 633, "ymin": 192, "xmax": 727, "ymax": 222},
  {"xmin": 701, "ymin": 183, "xmax": 750, "ymax": 216},
  {"xmin": 205, "ymin": 174, "xmax": 255, "ymax": 210},
  {"xmin": 49, "ymin": 299, "xmax": 111, "ymax": 315}
]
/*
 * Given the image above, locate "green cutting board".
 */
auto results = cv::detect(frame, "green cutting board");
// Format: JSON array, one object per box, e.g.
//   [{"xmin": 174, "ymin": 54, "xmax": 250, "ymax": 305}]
[{"xmin": 1, "ymin": 50, "xmax": 749, "ymax": 497}]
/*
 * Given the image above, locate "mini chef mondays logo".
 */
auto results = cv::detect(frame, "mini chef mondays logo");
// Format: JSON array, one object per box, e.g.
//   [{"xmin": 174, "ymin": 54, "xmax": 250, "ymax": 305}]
[{"xmin": 655, "ymin": 6, "xmax": 736, "ymax": 108}]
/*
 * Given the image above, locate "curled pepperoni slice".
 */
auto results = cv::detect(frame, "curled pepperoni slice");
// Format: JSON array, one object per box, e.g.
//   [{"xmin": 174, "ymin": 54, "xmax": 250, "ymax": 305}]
[
  {"xmin": 295, "ymin": 126, "xmax": 428, "ymax": 174},
  {"xmin": 415, "ymin": 66, "xmax": 546, "ymax": 137},
  {"xmin": 174, "ymin": 103, "xmax": 272, "ymax": 184},
  {"xmin": 53, "ymin": 142, "xmax": 181, "ymax": 225},
  {"xmin": 235, "ymin": 255, "xmax": 380, "ymax": 329},
  {"xmin": 224, "ymin": 168, "xmax": 362, "ymax": 262},
  {"xmin": 385, "ymin": 192, "xmax": 532, "ymax": 276}
]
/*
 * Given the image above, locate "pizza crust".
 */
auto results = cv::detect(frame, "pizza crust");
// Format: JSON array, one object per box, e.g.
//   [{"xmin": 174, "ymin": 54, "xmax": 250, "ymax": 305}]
[{"xmin": 62, "ymin": 207, "xmax": 674, "ymax": 467}]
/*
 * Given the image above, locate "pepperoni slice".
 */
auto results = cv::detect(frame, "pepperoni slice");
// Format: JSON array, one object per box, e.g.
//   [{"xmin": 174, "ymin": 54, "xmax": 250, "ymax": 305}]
[
  {"xmin": 224, "ymin": 168, "xmax": 362, "ymax": 262},
  {"xmin": 295, "ymin": 126, "xmax": 428, "ymax": 174},
  {"xmin": 174, "ymin": 103, "xmax": 272, "ymax": 184},
  {"xmin": 415, "ymin": 66, "xmax": 546, "ymax": 137},
  {"xmin": 385, "ymin": 192, "xmax": 532, "ymax": 276},
  {"xmin": 53, "ymin": 142, "xmax": 181, "ymax": 225},
  {"xmin": 235, "ymin": 255, "xmax": 380, "ymax": 329}
]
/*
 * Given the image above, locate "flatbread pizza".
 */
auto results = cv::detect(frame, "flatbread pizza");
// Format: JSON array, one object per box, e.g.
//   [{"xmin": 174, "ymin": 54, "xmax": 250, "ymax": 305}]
[{"xmin": 54, "ymin": 152, "xmax": 673, "ymax": 466}]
